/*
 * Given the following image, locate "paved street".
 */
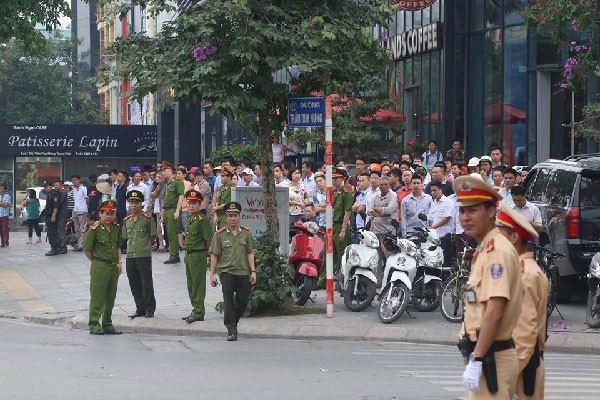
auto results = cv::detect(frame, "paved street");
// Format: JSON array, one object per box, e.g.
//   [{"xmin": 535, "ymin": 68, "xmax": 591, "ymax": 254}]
[
  {"xmin": 2, "ymin": 319, "xmax": 600, "ymax": 400},
  {"xmin": 0, "ymin": 232, "xmax": 598, "ymax": 351}
]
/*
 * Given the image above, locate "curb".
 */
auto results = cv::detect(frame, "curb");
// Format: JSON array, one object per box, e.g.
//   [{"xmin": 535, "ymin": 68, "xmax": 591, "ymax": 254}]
[{"xmin": 2, "ymin": 311, "xmax": 599, "ymax": 354}]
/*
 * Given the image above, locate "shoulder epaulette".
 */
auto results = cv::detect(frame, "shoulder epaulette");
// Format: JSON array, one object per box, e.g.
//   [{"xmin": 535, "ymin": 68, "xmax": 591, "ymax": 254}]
[
  {"xmin": 216, "ymin": 227, "xmax": 226, "ymax": 233},
  {"xmin": 241, "ymin": 225, "xmax": 250, "ymax": 231},
  {"xmin": 196, "ymin": 214, "xmax": 203, "ymax": 221},
  {"xmin": 90, "ymin": 221, "xmax": 101, "ymax": 230},
  {"xmin": 143, "ymin": 213, "xmax": 152, "ymax": 218},
  {"xmin": 123, "ymin": 215, "xmax": 132, "ymax": 221}
]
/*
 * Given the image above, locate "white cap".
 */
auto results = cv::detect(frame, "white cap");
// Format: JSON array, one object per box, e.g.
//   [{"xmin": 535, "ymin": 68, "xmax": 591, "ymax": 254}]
[
  {"xmin": 479, "ymin": 155, "xmax": 492, "ymax": 164},
  {"xmin": 469, "ymin": 172, "xmax": 484, "ymax": 181},
  {"xmin": 242, "ymin": 168, "xmax": 254, "ymax": 175}
]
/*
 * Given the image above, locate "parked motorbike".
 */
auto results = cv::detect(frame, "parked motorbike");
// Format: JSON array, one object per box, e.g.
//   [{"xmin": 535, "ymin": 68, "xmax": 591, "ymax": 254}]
[
  {"xmin": 586, "ymin": 252, "xmax": 600, "ymax": 328},
  {"xmin": 338, "ymin": 228, "xmax": 381, "ymax": 312},
  {"xmin": 377, "ymin": 215, "xmax": 444, "ymax": 324},
  {"xmin": 65, "ymin": 217, "xmax": 79, "ymax": 249},
  {"xmin": 288, "ymin": 221, "xmax": 324, "ymax": 306}
]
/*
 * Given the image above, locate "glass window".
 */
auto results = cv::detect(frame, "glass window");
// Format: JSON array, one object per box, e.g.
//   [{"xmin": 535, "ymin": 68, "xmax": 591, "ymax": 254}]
[
  {"xmin": 545, "ymin": 169, "xmax": 576, "ymax": 207},
  {"xmin": 15, "ymin": 157, "xmax": 61, "ymax": 219},
  {"xmin": 432, "ymin": 0, "xmax": 441, "ymax": 23},
  {"xmin": 421, "ymin": 53, "xmax": 431, "ymax": 139},
  {"xmin": 414, "ymin": 10, "xmax": 422, "ymax": 27},
  {"xmin": 472, "ymin": 0, "xmax": 484, "ymax": 32},
  {"xmin": 526, "ymin": 167, "xmax": 550, "ymax": 203},
  {"xmin": 63, "ymin": 158, "xmax": 156, "ymax": 188},
  {"xmin": 504, "ymin": 25, "xmax": 528, "ymax": 166},
  {"xmin": 504, "ymin": 0, "xmax": 527, "ymax": 25},
  {"xmin": 580, "ymin": 174, "xmax": 600, "ymax": 207},
  {"xmin": 455, "ymin": 0, "xmax": 468, "ymax": 33},
  {"xmin": 485, "ymin": 0, "xmax": 503, "ymax": 28},
  {"xmin": 483, "ymin": 29, "xmax": 503, "ymax": 154}
]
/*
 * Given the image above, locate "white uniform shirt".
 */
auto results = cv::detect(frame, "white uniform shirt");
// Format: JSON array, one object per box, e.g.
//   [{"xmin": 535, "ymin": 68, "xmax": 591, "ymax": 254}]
[
  {"xmin": 72, "ymin": 185, "xmax": 88, "ymax": 213},
  {"xmin": 427, "ymin": 194, "xmax": 454, "ymax": 237},
  {"xmin": 448, "ymin": 193, "xmax": 464, "ymax": 234},
  {"xmin": 512, "ymin": 201, "xmax": 542, "ymax": 226},
  {"xmin": 301, "ymin": 174, "xmax": 317, "ymax": 200},
  {"xmin": 127, "ymin": 182, "xmax": 152, "ymax": 212}
]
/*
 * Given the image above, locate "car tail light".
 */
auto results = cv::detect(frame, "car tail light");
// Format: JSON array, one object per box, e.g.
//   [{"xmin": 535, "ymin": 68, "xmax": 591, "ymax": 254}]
[{"xmin": 566, "ymin": 207, "xmax": 580, "ymax": 238}]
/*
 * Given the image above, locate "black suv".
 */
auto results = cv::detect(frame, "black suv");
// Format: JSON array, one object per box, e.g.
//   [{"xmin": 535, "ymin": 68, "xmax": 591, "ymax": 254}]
[{"xmin": 523, "ymin": 154, "xmax": 600, "ymax": 302}]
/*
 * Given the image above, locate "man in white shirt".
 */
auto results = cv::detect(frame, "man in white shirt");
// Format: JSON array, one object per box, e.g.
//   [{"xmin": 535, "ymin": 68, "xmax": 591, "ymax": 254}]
[
  {"xmin": 352, "ymin": 172, "xmax": 370, "ymax": 229},
  {"xmin": 365, "ymin": 170, "xmax": 381, "ymax": 217},
  {"xmin": 422, "ymin": 140, "xmax": 443, "ymax": 170},
  {"xmin": 312, "ymin": 172, "xmax": 327, "ymax": 229},
  {"xmin": 369, "ymin": 176, "xmax": 398, "ymax": 236},
  {"xmin": 401, "ymin": 174, "xmax": 432, "ymax": 237},
  {"xmin": 498, "ymin": 168, "xmax": 517, "ymax": 206},
  {"xmin": 241, "ymin": 168, "xmax": 259, "ymax": 187},
  {"xmin": 511, "ymin": 185, "xmax": 543, "ymax": 232},
  {"xmin": 301, "ymin": 161, "xmax": 317, "ymax": 199},
  {"xmin": 427, "ymin": 180, "xmax": 454, "ymax": 269},
  {"xmin": 70, "ymin": 174, "xmax": 88, "ymax": 251},
  {"xmin": 127, "ymin": 170, "xmax": 152, "ymax": 213}
]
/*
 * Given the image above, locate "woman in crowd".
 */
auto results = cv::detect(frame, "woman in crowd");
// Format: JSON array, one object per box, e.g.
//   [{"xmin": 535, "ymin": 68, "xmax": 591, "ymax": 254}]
[
  {"xmin": 287, "ymin": 166, "xmax": 308, "ymax": 225},
  {"xmin": 22, "ymin": 189, "xmax": 42, "ymax": 244}
]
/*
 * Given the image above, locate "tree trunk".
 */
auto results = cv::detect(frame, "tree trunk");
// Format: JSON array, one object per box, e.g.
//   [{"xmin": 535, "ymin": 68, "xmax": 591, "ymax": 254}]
[{"xmin": 258, "ymin": 109, "xmax": 279, "ymax": 244}]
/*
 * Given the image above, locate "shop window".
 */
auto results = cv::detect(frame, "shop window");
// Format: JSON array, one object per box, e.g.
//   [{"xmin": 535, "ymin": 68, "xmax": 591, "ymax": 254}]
[
  {"xmin": 483, "ymin": 29, "xmax": 503, "ymax": 154},
  {"xmin": 484, "ymin": 0, "xmax": 502, "ymax": 28},
  {"xmin": 471, "ymin": 0, "xmax": 484, "ymax": 32},
  {"xmin": 504, "ymin": 0, "xmax": 527, "ymax": 25},
  {"xmin": 14, "ymin": 157, "xmax": 61, "ymax": 218}
]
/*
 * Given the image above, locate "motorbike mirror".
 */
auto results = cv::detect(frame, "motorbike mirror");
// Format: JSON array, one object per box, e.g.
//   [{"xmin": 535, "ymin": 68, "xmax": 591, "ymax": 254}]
[
  {"xmin": 391, "ymin": 219, "xmax": 399, "ymax": 228},
  {"xmin": 418, "ymin": 213, "xmax": 428, "ymax": 221}
]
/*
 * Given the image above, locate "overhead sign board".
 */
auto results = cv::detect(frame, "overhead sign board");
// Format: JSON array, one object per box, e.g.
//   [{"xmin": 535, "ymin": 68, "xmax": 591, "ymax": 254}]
[
  {"xmin": 287, "ymin": 97, "xmax": 325, "ymax": 128},
  {"xmin": 391, "ymin": 0, "xmax": 438, "ymax": 11},
  {"xmin": 387, "ymin": 22, "xmax": 443, "ymax": 61}
]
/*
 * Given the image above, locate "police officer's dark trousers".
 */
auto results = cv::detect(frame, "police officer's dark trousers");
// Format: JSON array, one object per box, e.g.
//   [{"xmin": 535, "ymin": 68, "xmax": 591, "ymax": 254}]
[
  {"xmin": 57, "ymin": 215, "xmax": 67, "ymax": 251},
  {"xmin": 46, "ymin": 217, "xmax": 58, "ymax": 251},
  {"xmin": 220, "ymin": 272, "xmax": 251, "ymax": 335},
  {"xmin": 126, "ymin": 256, "xmax": 156, "ymax": 315}
]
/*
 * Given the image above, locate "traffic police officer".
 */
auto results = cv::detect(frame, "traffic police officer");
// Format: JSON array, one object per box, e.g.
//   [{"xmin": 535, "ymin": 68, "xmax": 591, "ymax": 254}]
[
  {"xmin": 454, "ymin": 176, "xmax": 522, "ymax": 399},
  {"xmin": 211, "ymin": 167, "xmax": 234, "ymax": 229},
  {"xmin": 332, "ymin": 167, "xmax": 352, "ymax": 271},
  {"xmin": 209, "ymin": 202, "xmax": 256, "ymax": 341},
  {"xmin": 161, "ymin": 161, "xmax": 185, "ymax": 264},
  {"xmin": 83, "ymin": 200, "xmax": 123, "ymax": 335},
  {"xmin": 42, "ymin": 181, "xmax": 60, "ymax": 256},
  {"xmin": 495, "ymin": 203, "xmax": 547, "ymax": 400},
  {"xmin": 122, "ymin": 190, "xmax": 157, "ymax": 319},
  {"xmin": 182, "ymin": 189, "xmax": 214, "ymax": 323}
]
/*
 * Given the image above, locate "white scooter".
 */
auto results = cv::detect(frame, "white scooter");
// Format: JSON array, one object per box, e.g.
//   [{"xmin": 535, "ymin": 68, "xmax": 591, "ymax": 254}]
[
  {"xmin": 378, "ymin": 215, "xmax": 444, "ymax": 324},
  {"xmin": 338, "ymin": 229, "xmax": 381, "ymax": 312}
]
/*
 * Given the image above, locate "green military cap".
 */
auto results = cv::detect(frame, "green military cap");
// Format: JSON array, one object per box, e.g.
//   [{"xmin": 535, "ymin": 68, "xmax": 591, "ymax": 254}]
[
  {"xmin": 185, "ymin": 189, "xmax": 203, "ymax": 202},
  {"xmin": 126, "ymin": 190, "xmax": 144, "ymax": 202},
  {"xmin": 98, "ymin": 199, "xmax": 117, "ymax": 211},
  {"xmin": 224, "ymin": 201, "xmax": 242, "ymax": 214},
  {"xmin": 332, "ymin": 167, "xmax": 348, "ymax": 179}
]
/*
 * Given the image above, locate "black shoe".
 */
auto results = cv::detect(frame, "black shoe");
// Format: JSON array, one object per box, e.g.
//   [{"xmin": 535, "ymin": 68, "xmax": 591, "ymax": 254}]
[
  {"xmin": 58, "ymin": 249, "xmax": 67, "ymax": 254},
  {"xmin": 121, "ymin": 249, "xmax": 127, "ymax": 255},
  {"xmin": 181, "ymin": 315, "xmax": 191, "ymax": 320},
  {"xmin": 226, "ymin": 333, "xmax": 238, "ymax": 342},
  {"xmin": 45, "ymin": 250, "xmax": 58, "ymax": 256},
  {"xmin": 103, "ymin": 329, "xmax": 122, "ymax": 335},
  {"xmin": 129, "ymin": 311, "xmax": 144, "ymax": 319},
  {"xmin": 90, "ymin": 330, "xmax": 104, "ymax": 335},
  {"xmin": 186, "ymin": 316, "xmax": 204, "ymax": 323},
  {"xmin": 164, "ymin": 257, "xmax": 180, "ymax": 264},
  {"xmin": 73, "ymin": 247, "xmax": 83, "ymax": 252},
  {"xmin": 145, "ymin": 312, "xmax": 154, "ymax": 318}
]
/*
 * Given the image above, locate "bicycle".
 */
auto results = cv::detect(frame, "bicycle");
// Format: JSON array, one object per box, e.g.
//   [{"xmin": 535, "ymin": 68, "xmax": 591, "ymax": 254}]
[
  {"xmin": 440, "ymin": 235, "xmax": 475, "ymax": 323},
  {"xmin": 534, "ymin": 245, "xmax": 565, "ymax": 318}
]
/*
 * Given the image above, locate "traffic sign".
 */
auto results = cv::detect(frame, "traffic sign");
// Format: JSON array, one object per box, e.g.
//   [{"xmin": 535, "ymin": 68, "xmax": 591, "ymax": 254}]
[{"xmin": 287, "ymin": 97, "xmax": 325, "ymax": 128}]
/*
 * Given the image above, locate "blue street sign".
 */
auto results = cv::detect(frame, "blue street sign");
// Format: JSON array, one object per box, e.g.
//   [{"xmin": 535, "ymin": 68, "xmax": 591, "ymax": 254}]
[{"xmin": 287, "ymin": 97, "xmax": 325, "ymax": 128}]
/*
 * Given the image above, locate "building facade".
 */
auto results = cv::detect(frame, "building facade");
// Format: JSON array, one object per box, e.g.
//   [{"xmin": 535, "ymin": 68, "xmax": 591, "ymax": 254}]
[{"xmin": 385, "ymin": 0, "xmax": 599, "ymax": 165}]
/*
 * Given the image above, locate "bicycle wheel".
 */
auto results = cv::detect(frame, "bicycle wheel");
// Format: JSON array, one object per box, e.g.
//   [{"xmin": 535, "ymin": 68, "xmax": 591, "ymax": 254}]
[
  {"xmin": 440, "ymin": 275, "xmax": 464, "ymax": 323},
  {"xmin": 547, "ymin": 266, "xmax": 559, "ymax": 318}
]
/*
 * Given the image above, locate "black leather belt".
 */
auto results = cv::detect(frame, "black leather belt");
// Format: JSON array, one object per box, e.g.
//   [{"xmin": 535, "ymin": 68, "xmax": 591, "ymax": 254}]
[
  {"xmin": 474, "ymin": 338, "xmax": 515, "ymax": 352},
  {"xmin": 186, "ymin": 249, "xmax": 206, "ymax": 254},
  {"xmin": 93, "ymin": 257, "xmax": 118, "ymax": 265}
]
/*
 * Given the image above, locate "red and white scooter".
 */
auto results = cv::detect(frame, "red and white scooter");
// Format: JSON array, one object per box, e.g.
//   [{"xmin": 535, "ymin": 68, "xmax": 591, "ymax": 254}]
[{"xmin": 289, "ymin": 221, "xmax": 324, "ymax": 306}]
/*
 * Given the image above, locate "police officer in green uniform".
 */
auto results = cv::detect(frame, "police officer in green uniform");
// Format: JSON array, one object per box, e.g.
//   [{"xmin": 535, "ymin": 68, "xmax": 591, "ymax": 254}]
[
  {"xmin": 182, "ymin": 189, "xmax": 214, "ymax": 323},
  {"xmin": 332, "ymin": 167, "xmax": 352, "ymax": 271},
  {"xmin": 211, "ymin": 167, "xmax": 234, "ymax": 229},
  {"xmin": 209, "ymin": 202, "xmax": 256, "ymax": 341},
  {"xmin": 83, "ymin": 200, "xmax": 123, "ymax": 335},
  {"xmin": 160, "ymin": 161, "xmax": 185, "ymax": 264},
  {"xmin": 122, "ymin": 190, "xmax": 157, "ymax": 319}
]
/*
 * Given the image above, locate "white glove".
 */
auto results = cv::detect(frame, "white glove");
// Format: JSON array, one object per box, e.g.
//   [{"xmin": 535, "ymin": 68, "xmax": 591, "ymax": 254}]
[{"xmin": 462, "ymin": 356, "xmax": 483, "ymax": 391}]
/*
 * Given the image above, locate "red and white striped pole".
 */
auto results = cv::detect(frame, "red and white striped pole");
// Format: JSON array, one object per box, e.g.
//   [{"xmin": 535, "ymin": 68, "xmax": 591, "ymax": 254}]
[{"xmin": 324, "ymin": 95, "xmax": 334, "ymax": 318}]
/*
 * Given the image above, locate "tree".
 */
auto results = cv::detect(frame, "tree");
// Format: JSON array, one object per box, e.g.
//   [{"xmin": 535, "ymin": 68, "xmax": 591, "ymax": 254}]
[
  {"xmin": 104, "ymin": 0, "xmax": 392, "ymax": 242},
  {"xmin": 0, "ymin": 0, "xmax": 70, "ymax": 52},
  {"xmin": 0, "ymin": 35, "xmax": 106, "ymax": 125},
  {"xmin": 524, "ymin": 0, "xmax": 600, "ymax": 139}
]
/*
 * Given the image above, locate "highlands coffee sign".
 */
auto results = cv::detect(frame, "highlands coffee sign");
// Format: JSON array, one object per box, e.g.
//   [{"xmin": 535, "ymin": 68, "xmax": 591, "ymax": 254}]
[
  {"xmin": 0, "ymin": 124, "xmax": 157, "ymax": 157},
  {"xmin": 387, "ymin": 22, "xmax": 442, "ymax": 61},
  {"xmin": 391, "ymin": 0, "xmax": 437, "ymax": 11}
]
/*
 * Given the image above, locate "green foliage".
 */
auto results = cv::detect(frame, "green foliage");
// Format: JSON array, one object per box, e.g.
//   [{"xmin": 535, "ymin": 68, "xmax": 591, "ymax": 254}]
[
  {"xmin": 573, "ymin": 101, "xmax": 600, "ymax": 140},
  {"xmin": 246, "ymin": 234, "xmax": 295, "ymax": 316},
  {"xmin": 206, "ymin": 144, "xmax": 261, "ymax": 165},
  {"xmin": 0, "ymin": 35, "xmax": 106, "ymax": 124},
  {"xmin": 0, "ymin": 0, "xmax": 70, "ymax": 53}
]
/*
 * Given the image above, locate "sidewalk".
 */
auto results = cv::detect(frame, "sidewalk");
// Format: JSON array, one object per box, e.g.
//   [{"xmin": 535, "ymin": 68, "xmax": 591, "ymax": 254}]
[{"xmin": 1, "ymin": 232, "xmax": 598, "ymax": 353}]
